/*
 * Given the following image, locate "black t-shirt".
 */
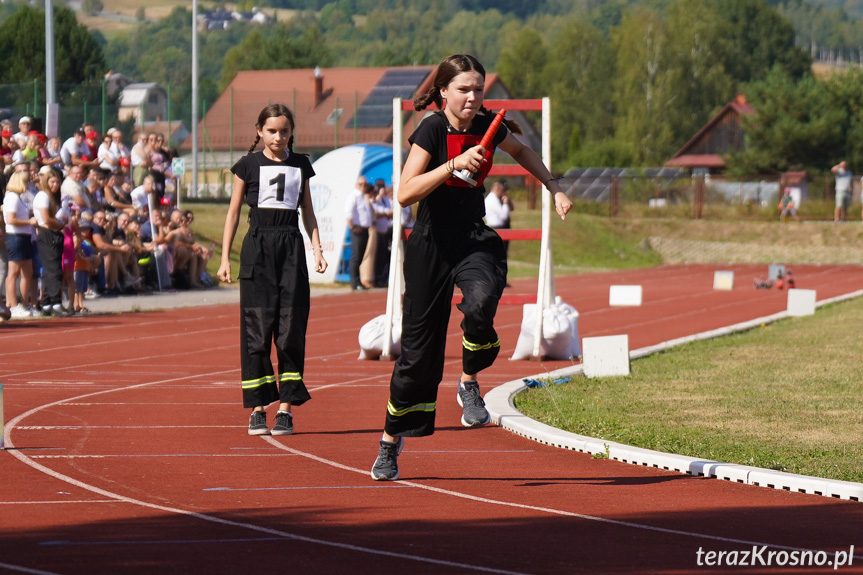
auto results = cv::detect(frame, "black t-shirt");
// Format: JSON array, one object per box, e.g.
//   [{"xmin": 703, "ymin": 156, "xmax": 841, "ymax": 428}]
[
  {"xmin": 408, "ymin": 111, "xmax": 508, "ymax": 231},
  {"xmin": 231, "ymin": 150, "xmax": 315, "ymax": 227}
]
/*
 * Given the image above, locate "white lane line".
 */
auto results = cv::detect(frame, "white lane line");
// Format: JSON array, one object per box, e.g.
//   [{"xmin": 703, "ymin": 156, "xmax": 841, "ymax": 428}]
[
  {"xmin": 0, "ymin": 561, "xmax": 62, "ymax": 575},
  {"xmin": 202, "ymin": 485, "xmax": 409, "ymax": 492},
  {"xmin": 30, "ymin": 454, "xmax": 297, "ymax": 459},
  {"xmin": 16, "ymin": 426, "xmax": 245, "ymax": 430},
  {"xmin": 4, "ymin": 372, "xmax": 533, "ymax": 575},
  {"xmin": 0, "ymin": 500, "xmax": 118, "ymax": 505},
  {"xmin": 263, "ymin": 437, "xmax": 863, "ymax": 561},
  {"xmin": 60, "ymin": 402, "xmax": 235, "ymax": 405}
]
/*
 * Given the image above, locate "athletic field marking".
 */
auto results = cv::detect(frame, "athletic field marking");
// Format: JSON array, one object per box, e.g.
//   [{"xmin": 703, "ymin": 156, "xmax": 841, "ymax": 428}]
[
  {"xmin": 0, "ymin": 325, "xmax": 230, "ymax": 359},
  {"xmin": 60, "ymin": 402, "xmax": 235, "ymax": 406},
  {"xmin": 16, "ymin": 426, "xmax": 245, "ymax": 430},
  {"xmin": 6, "ymin": 292, "xmax": 862, "ymax": 569},
  {"xmin": 0, "ymin": 500, "xmax": 119, "ymax": 505},
  {"xmin": 30, "ymin": 453, "xmax": 297, "ymax": 459},
  {"xmin": 4, "ymin": 372, "xmax": 534, "ymax": 575},
  {"xmin": 0, "ymin": 561, "xmax": 62, "ymax": 575},
  {"xmin": 202, "ymin": 485, "xmax": 409, "ymax": 492},
  {"xmin": 263, "ymin": 437, "xmax": 863, "ymax": 562}
]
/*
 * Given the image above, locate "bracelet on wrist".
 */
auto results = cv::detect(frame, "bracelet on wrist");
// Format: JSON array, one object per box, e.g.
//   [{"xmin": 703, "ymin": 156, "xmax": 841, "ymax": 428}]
[{"xmin": 544, "ymin": 177, "xmax": 558, "ymax": 188}]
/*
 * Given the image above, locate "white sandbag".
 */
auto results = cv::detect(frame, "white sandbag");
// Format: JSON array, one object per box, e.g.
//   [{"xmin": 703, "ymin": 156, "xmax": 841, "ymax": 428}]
[
  {"xmin": 358, "ymin": 313, "xmax": 402, "ymax": 360},
  {"xmin": 510, "ymin": 297, "xmax": 581, "ymax": 360}
]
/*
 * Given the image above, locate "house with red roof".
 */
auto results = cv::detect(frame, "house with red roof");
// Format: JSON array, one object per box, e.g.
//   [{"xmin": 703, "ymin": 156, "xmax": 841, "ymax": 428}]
[
  {"xmin": 665, "ymin": 94, "xmax": 755, "ymax": 173},
  {"xmin": 183, "ymin": 65, "xmax": 539, "ymax": 172}
]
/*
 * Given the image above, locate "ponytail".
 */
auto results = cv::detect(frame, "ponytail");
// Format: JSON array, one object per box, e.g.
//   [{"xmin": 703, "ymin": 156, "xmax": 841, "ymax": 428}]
[
  {"xmin": 247, "ymin": 135, "xmax": 260, "ymax": 155},
  {"xmin": 413, "ymin": 87, "xmax": 443, "ymax": 111}
]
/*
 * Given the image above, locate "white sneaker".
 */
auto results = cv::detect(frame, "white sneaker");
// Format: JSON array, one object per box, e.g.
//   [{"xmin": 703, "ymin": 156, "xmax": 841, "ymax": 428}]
[{"xmin": 10, "ymin": 305, "xmax": 31, "ymax": 319}]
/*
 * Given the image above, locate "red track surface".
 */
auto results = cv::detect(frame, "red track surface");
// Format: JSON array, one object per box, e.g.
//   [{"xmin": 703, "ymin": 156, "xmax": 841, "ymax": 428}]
[{"xmin": 2, "ymin": 264, "xmax": 863, "ymax": 574}]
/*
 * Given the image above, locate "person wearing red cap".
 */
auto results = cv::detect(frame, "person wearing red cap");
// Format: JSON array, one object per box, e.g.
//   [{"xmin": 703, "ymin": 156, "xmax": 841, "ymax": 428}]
[
  {"xmin": 81, "ymin": 131, "xmax": 101, "ymax": 168},
  {"xmin": 1, "ymin": 128, "xmax": 13, "ymax": 169}
]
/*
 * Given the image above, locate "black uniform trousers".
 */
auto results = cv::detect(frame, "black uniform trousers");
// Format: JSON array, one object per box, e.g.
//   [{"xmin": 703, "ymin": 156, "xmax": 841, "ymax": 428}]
[
  {"xmin": 384, "ymin": 222, "xmax": 507, "ymax": 437},
  {"xmin": 238, "ymin": 224, "xmax": 312, "ymax": 408},
  {"xmin": 36, "ymin": 227, "xmax": 64, "ymax": 307},
  {"xmin": 348, "ymin": 228, "xmax": 369, "ymax": 289}
]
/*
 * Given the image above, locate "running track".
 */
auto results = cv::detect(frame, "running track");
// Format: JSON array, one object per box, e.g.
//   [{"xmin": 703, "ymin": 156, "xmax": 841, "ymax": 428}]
[{"xmin": 2, "ymin": 264, "xmax": 863, "ymax": 574}]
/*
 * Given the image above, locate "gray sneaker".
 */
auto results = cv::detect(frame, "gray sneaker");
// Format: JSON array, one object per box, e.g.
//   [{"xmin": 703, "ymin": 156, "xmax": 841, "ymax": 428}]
[
  {"xmin": 271, "ymin": 411, "xmax": 293, "ymax": 436},
  {"xmin": 371, "ymin": 436, "xmax": 404, "ymax": 481},
  {"xmin": 248, "ymin": 410, "xmax": 271, "ymax": 436},
  {"xmin": 457, "ymin": 380, "xmax": 490, "ymax": 427}
]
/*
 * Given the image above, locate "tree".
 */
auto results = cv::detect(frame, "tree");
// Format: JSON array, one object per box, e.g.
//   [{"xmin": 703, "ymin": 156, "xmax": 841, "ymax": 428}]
[
  {"xmin": 220, "ymin": 25, "xmax": 334, "ymax": 90},
  {"xmin": 0, "ymin": 5, "xmax": 105, "ymax": 84},
  {"xmin": 545, "ymin": 18, "xmax": 615, "ymax": 168},
  {"xmin": 725, "ymin": 68, "xmax": 844, "ymax": 175},
  {"xmin": 716, "ymin": 0, "xmax": 812, "ymax": 83},
  {"xmin": 663, "ymin": 0, "xmax": 735, "ymax": 144},
  {"xmin": 611, "ymin": 7, "xmax": 678, "ymax": 165}
]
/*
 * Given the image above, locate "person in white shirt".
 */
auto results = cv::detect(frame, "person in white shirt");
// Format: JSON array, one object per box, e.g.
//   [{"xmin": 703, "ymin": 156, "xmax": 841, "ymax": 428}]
[
  {"xmin": 3, "ymin": 171, "xmax": 37, "ymax": 317},
  {"xmin": 130, "ymin": 132, "xmax": 152, "ymax": 186},
  {"xmin": 61, "ymin": 165, "xmax": 90, "ymax": 210},
  {"xmin": 33, "ymin": 166, "xmax": 68, "ymax": 315},
  {"xmin": 98, "ymin": 133, "xmax": 119, "ymax": 172},
  {"xmin": 344, "ymin": 176, "xmax": 374, "ymax": 290},
  {"xmin": 12, "ymin": 116, "xmax": 31, "ymax": 148},
  {"xmin": 60, "ymin": 129, "xmax": 86, "ymax": 170},
  {"xmin": 484, "ymin": 179, "xmax": 513, "ymax": 255},
  {"xmin": 832, "ymin": 161, "xmax": 852, "ymax": 223},
  {"xmin": 372, "ymin": 181, "xmax": 394, "ymax": 287},
  {"xmin": 130, "ymin": 174, "xmax": 155, "ymax": 215}
]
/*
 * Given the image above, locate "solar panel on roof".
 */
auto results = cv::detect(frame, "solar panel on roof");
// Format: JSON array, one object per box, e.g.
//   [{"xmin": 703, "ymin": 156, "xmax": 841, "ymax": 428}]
[{"xmin": 346, "ymin": 68, "xmax": 432, "ymax": 129}]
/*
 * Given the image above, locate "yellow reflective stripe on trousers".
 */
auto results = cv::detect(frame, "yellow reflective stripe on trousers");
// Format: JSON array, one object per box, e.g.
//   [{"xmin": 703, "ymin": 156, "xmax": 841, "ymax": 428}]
[
  {"xmin": 279, "ymin": 372, "xmax": 302, "ymax": 381},
  {"xmin": 462, "ymin": 336, "xmax": 500, "ymax": 352},
  {"xmin": 387, "ymin": 399, "xmax": 436, "ymax": 417},
  {"xmin": 242, "ymin": 374, "xmax": 277, "ymax": 389}
]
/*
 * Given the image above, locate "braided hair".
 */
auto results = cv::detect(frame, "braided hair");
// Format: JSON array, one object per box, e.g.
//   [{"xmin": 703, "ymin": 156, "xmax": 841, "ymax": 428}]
[
  {"xmin": 413, "ymin": 54, "xmax": 522, "ymax": 135},
  {"xmin": 247, "ymin": 103, "xmax": 296, "ymax": 154}
]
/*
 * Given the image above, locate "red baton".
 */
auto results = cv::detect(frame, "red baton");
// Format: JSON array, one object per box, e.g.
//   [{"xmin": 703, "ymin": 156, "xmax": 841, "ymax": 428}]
[{"xmin": 452, "ymin": 109, "xmax": 507, "ymax": 187}]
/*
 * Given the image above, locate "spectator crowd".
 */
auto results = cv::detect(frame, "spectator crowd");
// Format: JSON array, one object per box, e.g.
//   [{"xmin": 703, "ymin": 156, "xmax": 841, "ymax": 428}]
[
  {"xmin": 0, "ymin": 116, "xmax": 214, "ymax": 321},
  {"xmin": 344, "ymin": 177, "xmax": 412, "ymax": 290}
]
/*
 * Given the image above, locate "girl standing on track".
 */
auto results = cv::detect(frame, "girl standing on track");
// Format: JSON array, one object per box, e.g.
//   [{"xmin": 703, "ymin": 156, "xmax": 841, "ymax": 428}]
[
  {"xmin": 217, "ymin": 103, "xmax": 327, "ymax": 437},
  {"xmin": 371, "ymin": 54, "xmax": 573, "ymax": 481},
  {"xmin": 33, "ymin": 166, "xmax": 68, "ymax": 316}
]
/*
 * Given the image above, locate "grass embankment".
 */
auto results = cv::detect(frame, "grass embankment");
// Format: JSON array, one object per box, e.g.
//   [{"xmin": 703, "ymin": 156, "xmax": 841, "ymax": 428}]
[{"xmin": 516, "ymin": 298, "xmax": 863, "ymax": 483}]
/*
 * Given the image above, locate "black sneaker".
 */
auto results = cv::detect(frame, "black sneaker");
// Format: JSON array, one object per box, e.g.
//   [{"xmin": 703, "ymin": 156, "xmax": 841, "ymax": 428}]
[
  {"xmin": 248, "ymin": 410, "xmax": 270, "ymax": 436},
  {"xmin": 371, "ymin": 436, "xmax": 404, "ymax": 481},
  {"xmin": 271, "ymin": 411, "xmax": 293, "ymax": 436},
  {"xmin": 457, "ymin": 380, "xmax": 490, "ymax": 427}
]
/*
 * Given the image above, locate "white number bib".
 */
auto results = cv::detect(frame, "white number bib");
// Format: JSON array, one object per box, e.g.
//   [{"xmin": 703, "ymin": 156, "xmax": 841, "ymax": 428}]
[{"xmin": 257, "ymin": 165, "xmax": 302, "ymax": 210}]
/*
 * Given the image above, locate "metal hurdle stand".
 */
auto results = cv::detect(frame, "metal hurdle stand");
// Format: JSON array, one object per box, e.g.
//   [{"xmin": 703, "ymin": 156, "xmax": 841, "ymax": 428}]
[{"xmin": 1, "ymin": 382, "xmax": 5, "ymax": 450}]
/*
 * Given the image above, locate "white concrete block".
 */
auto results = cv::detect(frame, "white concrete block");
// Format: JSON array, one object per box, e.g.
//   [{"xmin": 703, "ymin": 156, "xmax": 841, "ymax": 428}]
[
  {"xmin": 824, "ymin": 478, "xmax": 863, "ymax": 501},
  {"xmin": 713, "ymin": 270, "xmax": 734, "ymax": 291},
  {"xmin": 787, "ymin": 288, "xmax": 816, "ymax": 317},
  {"xmin": 697, "ymin": 462, "xmax": 752, "ymax": 484},
  {"xmin": 582, "ymin": 335, "xmax": 630, "ymax": 378},
  {"xmin": 748, "ymin": 469, "xmax": 829, "ymax": 497},
  {"xmin": 609, "ymin": 285, "xmax": 642, "ymax": 306}
]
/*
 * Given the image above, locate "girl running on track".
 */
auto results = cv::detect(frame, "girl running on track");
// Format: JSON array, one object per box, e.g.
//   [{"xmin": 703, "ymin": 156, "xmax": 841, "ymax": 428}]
[
  {"xmin": 218, "ymin": 103, "xmax": 328, "ymax": 437},
  {"xmin": 371, "ymin": 54, "xmax": 573, "ymax": 480}
]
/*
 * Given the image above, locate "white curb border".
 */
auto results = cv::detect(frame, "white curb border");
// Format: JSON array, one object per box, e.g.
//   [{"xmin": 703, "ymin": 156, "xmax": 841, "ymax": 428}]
[{"xmin": 486, "ymin": 288, "xmax": 863, "ymax": 502}]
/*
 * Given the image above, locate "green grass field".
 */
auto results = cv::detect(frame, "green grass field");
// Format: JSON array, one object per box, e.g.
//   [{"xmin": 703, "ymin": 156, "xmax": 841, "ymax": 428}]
[{"xmin": 515, "ymin": 298, "xmax": 863, "ymax": 484}]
